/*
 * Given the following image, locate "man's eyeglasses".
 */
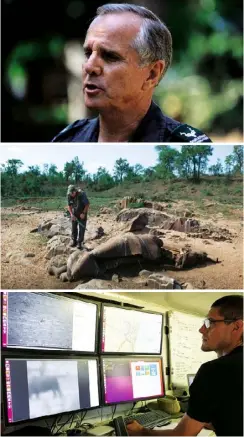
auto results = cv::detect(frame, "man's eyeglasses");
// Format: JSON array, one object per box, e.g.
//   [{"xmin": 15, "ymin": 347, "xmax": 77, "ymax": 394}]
[{"xmin": 203, "ymin": 318, "xmax": 238, "ymax": 329}]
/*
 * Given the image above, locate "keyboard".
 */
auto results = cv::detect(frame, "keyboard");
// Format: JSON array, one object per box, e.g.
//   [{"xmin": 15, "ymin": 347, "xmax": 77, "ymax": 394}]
[{"xmin": 124, "ymin": 410, "xmax": 171, "ymax": 429}]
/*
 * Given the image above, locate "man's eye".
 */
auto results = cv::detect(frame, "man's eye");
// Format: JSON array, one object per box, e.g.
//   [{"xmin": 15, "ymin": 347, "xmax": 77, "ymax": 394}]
[
  {"xmin": 84, "ymin": 50, "xmax": 91, "ymax": 59},
  {"xmin": 103, "ymin": 52, "xmax": 120, "ymax": 61}
]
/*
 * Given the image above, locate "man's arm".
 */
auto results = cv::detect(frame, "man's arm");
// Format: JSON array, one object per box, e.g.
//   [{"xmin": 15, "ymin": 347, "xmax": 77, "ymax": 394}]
[
  {"xmin": 80, "ymin": 193, "xmax": 90, "ymax": 219},
  {"xmin": 68, "ymin": 205, "xmax": 76, "ymax": 220},
  {"xmin": 127, "ymin": 414, "xmax": 206, "ymax": 436}
]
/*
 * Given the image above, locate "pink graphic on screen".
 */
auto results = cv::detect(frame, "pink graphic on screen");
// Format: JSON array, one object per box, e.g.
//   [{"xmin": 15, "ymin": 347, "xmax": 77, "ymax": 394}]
[
  {"xmin": 5, "ymin": 360, "xmax": 13, "ymax": 423},
  {"xmin": 105, "ymin": 376, "xmax": 133, "ymax": 403},
  {"xmin": 2, "ymin": 291, "xmax": 8, "ymax": 347},
  {"xmin": 104, "ymin": 359, "xmax": 163, "ymax": 404}
]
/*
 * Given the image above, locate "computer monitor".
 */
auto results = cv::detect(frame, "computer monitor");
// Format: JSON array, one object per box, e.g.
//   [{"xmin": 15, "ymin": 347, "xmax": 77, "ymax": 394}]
[
  {"xmin": 101, "ymin": 356, "xmax": 165, "ymax": 405},
  {"xmin": 3, "ymin": 356, "xmax": 100, "ymax": 424},
  {"xmin": 187, "ymin": 374, "xmax": 196, "ymax": 388},
  {"xmin": 100, "ymin": 304, "xmax": 163, "ymax": 354},
  {"xmin": 1, "ymin": 292, "xmax": 98, "ymax": 353}
]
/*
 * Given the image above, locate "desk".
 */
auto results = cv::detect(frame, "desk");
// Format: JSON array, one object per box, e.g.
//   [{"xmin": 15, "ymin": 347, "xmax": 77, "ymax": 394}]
[{"xmin": 154, "ymin": 418, "xmax": 215, "ymax": 436}]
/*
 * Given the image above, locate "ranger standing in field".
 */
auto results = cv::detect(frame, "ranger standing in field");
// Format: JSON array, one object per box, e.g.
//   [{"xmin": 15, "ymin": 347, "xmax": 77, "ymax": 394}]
[{"xmin": 67, "ymin": 185, "xmax": 90, "ymax": 249}]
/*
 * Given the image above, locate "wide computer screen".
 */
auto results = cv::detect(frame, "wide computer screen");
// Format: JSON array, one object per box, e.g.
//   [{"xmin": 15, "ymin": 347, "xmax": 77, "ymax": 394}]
[
  {"xmin": 101, "ymin": 305, "xmax": 163, "ymax": 354},
  {"xmin": 3, "ymin": 357, "xmax": 100, "ymax": 424},
  {"xmin": 101, "ymin": 356, "xmax": 165, "ymax": 405},
  {"xmin": 1, "ymin": 292, "xmax": 98, "ymax": 352}
]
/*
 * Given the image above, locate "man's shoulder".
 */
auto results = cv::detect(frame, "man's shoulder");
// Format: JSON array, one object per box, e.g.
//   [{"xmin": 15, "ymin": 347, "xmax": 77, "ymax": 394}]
[
  {"xmin": 145, "ymin": 103, "xmax": 212, "ymax": 143},
  {"xmin": 165, "ymin": 120, "xmax": 212, "ymax": 143},
  {"xmin": 51, "ymin": 119, "xmax": 95, "ymax": 142}
]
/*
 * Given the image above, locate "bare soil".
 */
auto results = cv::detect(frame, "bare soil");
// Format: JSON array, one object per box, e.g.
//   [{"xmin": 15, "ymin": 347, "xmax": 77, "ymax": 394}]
[{"xmin": 1, "ymin": 205, "xmax": 243, "ymax": 290}]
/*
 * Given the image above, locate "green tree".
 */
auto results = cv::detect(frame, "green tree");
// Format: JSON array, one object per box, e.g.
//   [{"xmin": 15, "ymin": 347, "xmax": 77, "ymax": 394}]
[
  {"xmin": 178, "ymin": 146, "xmax": 213, "ymax": 181},
  {"xmin": 5, "ymin": 159, "xmax": 23, "ymax": 175},
  {"xmin": 63, "ymin": 161, "xmax": 74, "ymax": 182},
  {"xmin": 225, "ymin": 154, "xmax": 235, "ymax": 174},
  {"xmin": 113, "ymin": 158, "xmax": 130, "ymax": 183},
  {"xmin": 208, "ymin": 158, "xmax": 223, "ymax": 175},
  {"xmin": 232, "ymin": 146, "xmax": 243, "ymax": 173},
  {"xmin": 155, "ymin": 146, "xmax": 180, "ymax": 179},
  {"xmin": 72, "ymin": 156, "xmax": 86, "ymax": 184},
  {"xmin": 93, "ymin": 167, "xmax": 114, "ymax": 190}
]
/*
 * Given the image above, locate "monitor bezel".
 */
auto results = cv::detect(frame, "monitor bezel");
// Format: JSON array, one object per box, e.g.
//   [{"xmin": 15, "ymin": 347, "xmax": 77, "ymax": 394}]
[
  {"xmin": 100, "ymin": 355, "xmax": 166, "ymax": 406},
  {"xmin": 187, "ymin": 373, "xmax": 196, "ymax": 387},
  {"xmin": 1, "ymin": 353, "xmax": 101, "ymax": 427},
  {"xmin": 99, "ymin": 303, "xmax": 164, "ymax": 355},
  {"xmin": 1, "ymin": 291, "xmax": 100, "ymax": 355}
]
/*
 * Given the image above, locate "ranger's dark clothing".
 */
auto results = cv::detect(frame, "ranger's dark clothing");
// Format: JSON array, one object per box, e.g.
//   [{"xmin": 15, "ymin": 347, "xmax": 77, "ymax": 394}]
[
  {"xmin": 52, "ymin": 101, "xmax": 212, "ymax": 143},
  {"xmin": 68, "ymin": 191, "xmax": 89, "ymax": 244},
  {"xmin": 187, "ymin": 345, "xmax": 243, "ymax": 436}
]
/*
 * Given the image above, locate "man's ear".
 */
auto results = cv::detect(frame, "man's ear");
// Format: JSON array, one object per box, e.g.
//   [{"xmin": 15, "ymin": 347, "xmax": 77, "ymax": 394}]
[
  {"xmin": 142, "ymin": 60, "xmax": 165, "ymax": 90},
  {"xmin": 233, "ymin": 319, "xmax": 243, "ymax": 334}
]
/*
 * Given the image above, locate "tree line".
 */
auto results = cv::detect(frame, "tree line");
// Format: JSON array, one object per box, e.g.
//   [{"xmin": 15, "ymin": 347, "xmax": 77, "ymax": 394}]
[{"xmin": 1, "ymin": 146, "xmax": 243, "ymax": 198}]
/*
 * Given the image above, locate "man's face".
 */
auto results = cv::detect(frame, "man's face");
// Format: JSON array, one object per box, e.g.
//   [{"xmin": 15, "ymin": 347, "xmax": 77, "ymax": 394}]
[
  {"xmin": 70, "ymin": 191, "xmax": 76, "ymax": 198},
  {"xmin": 82, "ymin": 13, "xmax": 154, "ymax": 113},
  {"xmin": 199, "ymin": 306, "xmax": 236, "ymax": 352}
]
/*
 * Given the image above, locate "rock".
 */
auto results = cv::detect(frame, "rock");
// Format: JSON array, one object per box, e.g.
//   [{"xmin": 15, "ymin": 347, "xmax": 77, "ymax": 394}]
[
  {"xmin": 139, "ymin": 269, "xmax": 152, "ymax": 277},
  {"xmin": 183, "ymin": 210, "xmax": 192, "ymax": 218},
  {"xmin": 47, "ymin": 224, "xmax": 70, "ymax": 238},
  {"xmin": 100, "ymin": 207, "xmax": 113, "ymax": 214},
  {"xmin": 143, "ymin": 201, "xmax": 165, "ymax": 212},
  {"xmin": 24, "ymin": 253, "xmax": 35, "ymax": 258},
  {"xmin": 123, "ymin": 213, "xmax": 148, "ymax": 232},
  {"xmin": 117, "ymin": 196, "xmax": 142, "ymax": 210},
  {"xmin": 166, "ymin": 217, "xmax": 199, "ymax": 232},
  {"xmin": 116, "ymin": 208, "xmax": 171, "ymax": 226},
  {"xmin": 88, "ymin": 226, "xmax": 105, "ymax": 240},
  {"xmin": 74, "ymin": 279, "xmax": 121, "ymax": 289},
  {"xmin": 147, "ymin": 273, "xmax": 182, "ymax": 289},
  {"xmin": 112, "ymin": 274, "xmax": 122, "ymax": 283},
  {"xmin": 47, "ymin": 254, "xmax": 68, "ymax": 269},
  {"xmin": 181, "ymin": 282, "xmax": 195, "ymax": 289},
  {"xmin": 45, "ymin": 235, "xmax": 71, "ymax": 259}
]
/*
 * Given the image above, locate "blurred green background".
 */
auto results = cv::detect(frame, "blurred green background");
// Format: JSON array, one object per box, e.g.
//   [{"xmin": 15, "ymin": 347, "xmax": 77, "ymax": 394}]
[{"xmin": 2, "ymin": 0, "xmax": 243, "ymax": 142}]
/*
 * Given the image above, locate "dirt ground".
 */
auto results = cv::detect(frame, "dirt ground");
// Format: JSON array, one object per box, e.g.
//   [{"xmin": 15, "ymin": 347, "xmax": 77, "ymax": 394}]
[{"xmin": 1, "ymin": 205, "xmax": 243, "ymax": 290}]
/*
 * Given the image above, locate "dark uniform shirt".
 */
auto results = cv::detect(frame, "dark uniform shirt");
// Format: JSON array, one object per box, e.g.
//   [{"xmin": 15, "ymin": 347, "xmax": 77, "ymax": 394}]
[
  {"xmin": 68, "ymin": 191, "xmax": 89, "ymax": 218},
  {"xmin": 187, "ymin": 345, "xmax": 243, "ymax": 436},
  {"xmin": 52, "ymin": 101, "xmax": 212, "ymax": 143}
]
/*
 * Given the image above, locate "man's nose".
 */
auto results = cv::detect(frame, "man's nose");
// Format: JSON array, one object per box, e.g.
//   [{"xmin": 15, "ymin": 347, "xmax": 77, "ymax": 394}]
[
  {"xmin": 199, "ymin": 324, "xmax": 206, "ymax": 334},
  {"xmin": 83, "ymin": 53, "xmax": 102, "ymax": 75}
]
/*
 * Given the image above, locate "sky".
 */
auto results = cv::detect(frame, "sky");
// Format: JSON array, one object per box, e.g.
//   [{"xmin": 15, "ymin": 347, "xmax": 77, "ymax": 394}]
[{"xmin": 0, "ymin": 144, "xmax": 237, "ymax": 175}]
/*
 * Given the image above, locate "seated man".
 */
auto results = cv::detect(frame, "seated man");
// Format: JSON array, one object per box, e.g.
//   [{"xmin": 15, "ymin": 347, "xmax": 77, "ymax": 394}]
[
  {"xmin": 127, "ymin": 295, "xmax": 243, "ymax": 436},
  {"xmin": 52, "ymin": 3, "xmax": 212, "ymax": 143}
]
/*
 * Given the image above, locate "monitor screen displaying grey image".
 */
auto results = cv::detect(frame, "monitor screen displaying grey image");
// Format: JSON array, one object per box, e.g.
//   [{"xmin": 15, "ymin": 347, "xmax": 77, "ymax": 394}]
[
  {"xmin": 2, "ymin": 292, "xmax": 98, "ymax": 352},
  {"xmin": 101, "ymin": 305, "xmax": 163, "ymax": 354},
  {"xmin": 3, "ymin": 357, "xmax": 100, "ymax": 424}
]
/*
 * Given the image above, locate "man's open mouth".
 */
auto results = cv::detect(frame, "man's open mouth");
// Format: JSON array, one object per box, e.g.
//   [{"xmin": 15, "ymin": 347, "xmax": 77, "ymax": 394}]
[{"xmin": 85, "ymin": 84, "xmax": 101, "ymax": 90}]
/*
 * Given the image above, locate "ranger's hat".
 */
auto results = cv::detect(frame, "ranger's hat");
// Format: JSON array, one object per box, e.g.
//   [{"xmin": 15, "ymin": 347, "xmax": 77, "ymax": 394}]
[{"xmin": 67, "ymin": 184, "xmax": 77, "ymax": 195}]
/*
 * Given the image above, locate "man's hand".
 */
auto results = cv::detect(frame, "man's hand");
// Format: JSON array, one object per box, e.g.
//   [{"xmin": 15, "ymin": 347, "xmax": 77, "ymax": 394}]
[
  {"xmin": 71, "ymin": 214, "xmax": 77, "ymax": 221},
  {"xmin": 127, "ymin": 420, "xmax": 146, "ymax": 436},
  {"xmin": 80, "ymin": 213, "xmax": 85, "ymax": 220}
]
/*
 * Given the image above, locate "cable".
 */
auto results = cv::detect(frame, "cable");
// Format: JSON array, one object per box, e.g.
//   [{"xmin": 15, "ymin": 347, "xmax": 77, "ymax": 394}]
[
  {"xmin": 54, "ymin": 413, "xmax": 74, "ymax": 435},
  {"xmin": 111, "ymin": 405, "xmax": 117, "ymax": 420}
]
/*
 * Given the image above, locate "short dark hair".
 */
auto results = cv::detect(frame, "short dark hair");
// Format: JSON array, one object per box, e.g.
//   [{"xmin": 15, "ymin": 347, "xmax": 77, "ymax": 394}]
[
  {"xmin": 94, "ymin": 3, "xmax": 172, "ymax": 80},
  {"xmin": 211, "ymin": 295, "xmax": 243, "ymax": 320}
]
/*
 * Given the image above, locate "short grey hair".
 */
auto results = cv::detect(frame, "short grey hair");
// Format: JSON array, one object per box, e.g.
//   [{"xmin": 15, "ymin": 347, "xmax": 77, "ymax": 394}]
[{"xmin": 95, "ymin": 3, "xmax": 172, "ymax": 80}]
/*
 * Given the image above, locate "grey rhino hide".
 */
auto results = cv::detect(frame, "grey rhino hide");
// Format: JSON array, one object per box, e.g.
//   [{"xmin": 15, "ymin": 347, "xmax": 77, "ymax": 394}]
[{"xmin": 55, "ymin": 233, "xmax": 163, "ymax": 282}]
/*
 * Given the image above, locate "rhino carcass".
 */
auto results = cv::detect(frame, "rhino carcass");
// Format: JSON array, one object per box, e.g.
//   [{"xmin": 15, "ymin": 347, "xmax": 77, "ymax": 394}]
[{"xmin": 48, "ymin": 233, "xmax": 163, "ymax": 282}]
